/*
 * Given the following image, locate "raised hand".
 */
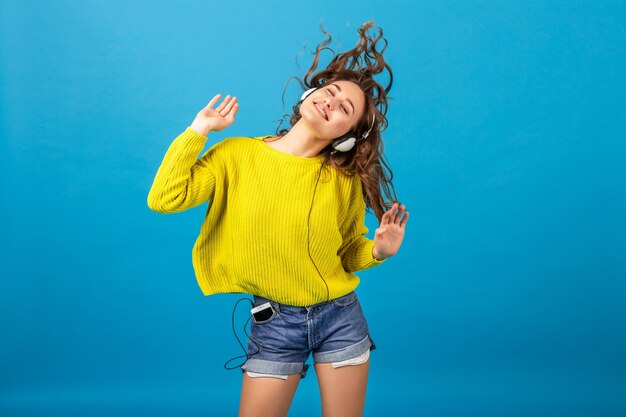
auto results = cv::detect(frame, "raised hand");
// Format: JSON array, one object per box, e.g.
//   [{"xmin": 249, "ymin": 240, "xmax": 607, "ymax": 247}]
[
  {"xmin": 372, "ymin": 203, "xmax": 409, "ymax": 260},
  {"xmin": 190, "ymin": 94, "xmax": 239, "ymax": 136}
]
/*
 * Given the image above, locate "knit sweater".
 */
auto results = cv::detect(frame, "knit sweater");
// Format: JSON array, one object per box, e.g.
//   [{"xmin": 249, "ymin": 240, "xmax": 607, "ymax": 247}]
[{"xmin": 147, "ymin": 127, "xmax": 386, "ymax": 306}]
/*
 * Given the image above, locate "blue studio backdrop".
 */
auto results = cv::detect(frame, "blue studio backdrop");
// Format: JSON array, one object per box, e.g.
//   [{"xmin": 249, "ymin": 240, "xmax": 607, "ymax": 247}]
[{"xmin": 1, "ymin": 1, "xmax": 625, "ymax": 416}]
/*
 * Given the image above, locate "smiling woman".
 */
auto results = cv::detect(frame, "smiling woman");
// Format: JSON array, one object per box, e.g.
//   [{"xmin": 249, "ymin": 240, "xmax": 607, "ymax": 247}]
[{"xmin": 147, "ymin": 18, "xmax": 409, "ymax": 417}]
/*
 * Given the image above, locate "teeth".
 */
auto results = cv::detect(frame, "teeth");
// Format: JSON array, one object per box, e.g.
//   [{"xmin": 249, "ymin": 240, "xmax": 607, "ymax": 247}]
[{"xmin": 315, "ymin": 102, "xmax": 327, "ymax": 120}]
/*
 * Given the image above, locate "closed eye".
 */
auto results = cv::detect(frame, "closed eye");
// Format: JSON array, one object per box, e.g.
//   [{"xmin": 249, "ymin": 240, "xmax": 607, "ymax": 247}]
[{"xmin": 327, "ymin": 88, "xmax": 348, "ymax": 115}]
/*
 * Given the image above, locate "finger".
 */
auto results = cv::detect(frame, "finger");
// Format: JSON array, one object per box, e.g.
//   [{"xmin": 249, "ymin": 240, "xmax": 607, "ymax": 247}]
[
  {"xmin": 225, "ymin": 103, "xmax": 239, "ymax": 121},
  {"xmin": 381, "ymin": 203, "xmax": 396, "ymax": 225},
  {"xmin": 222, "ymin": 96, "xmax": 237, "ymax": 115},
  {"xmin": 380, "ymin": 205, "xmax": 392, "ymax": 225},
  {"xmin": 400, "ymin": 210, "xmax": 409, "ymax": 228},
  {"xmin": 207, "ymin": 94, "xmax": 222, "ymax": 109},
  {"xmin": 394, "ymin": 205, "xmax": 406, "ymax": 224},
  {"xmin": 216, "ymin": 95, "xmax": 232, "ymax": 112}
]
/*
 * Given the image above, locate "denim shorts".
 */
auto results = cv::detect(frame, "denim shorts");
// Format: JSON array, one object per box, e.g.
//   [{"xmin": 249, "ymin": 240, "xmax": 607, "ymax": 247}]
[{"xmin": 240, "ymin": 290, "xmax": 377, "ymax": 379}]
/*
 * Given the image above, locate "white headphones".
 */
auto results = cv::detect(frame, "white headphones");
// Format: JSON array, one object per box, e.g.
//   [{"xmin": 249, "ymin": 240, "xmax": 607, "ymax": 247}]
[{"xmin": 300, "ymin": 87, "xmax": 376, "ymax": 153}]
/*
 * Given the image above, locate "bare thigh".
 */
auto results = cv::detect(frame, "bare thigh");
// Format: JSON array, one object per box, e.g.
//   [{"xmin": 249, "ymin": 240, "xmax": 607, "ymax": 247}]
[
  {"xmin": 314, "ymin": 357, "xmax": 370, "ymax": 417},
  {"xmin": 238, "ymin": 372, "xmax": 302, "ymax": 417}
]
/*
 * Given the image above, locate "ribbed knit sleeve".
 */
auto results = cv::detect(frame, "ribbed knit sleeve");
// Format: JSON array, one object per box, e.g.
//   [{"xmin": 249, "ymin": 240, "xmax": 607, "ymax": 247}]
[
  {"xmin": 147, "ymin": 127, "xmax": 219, "ymax": 214},
  {"xmin": 338, "ymin": 175, "xmax": 386, "ymax": 272}
]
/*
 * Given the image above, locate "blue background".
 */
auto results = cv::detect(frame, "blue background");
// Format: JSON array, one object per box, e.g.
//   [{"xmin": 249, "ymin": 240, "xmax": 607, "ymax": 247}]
[{"xmin": 1, "ymin": 0, "xmax": 625, "ymax": 416}]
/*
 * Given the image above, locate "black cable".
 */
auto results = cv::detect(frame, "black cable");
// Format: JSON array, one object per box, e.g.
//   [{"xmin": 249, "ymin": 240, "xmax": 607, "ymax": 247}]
[
  {"xmin": 307, "ymin": 154, "xmax": 332, "ymax": 303},
  {"xmin": 223, "ymin": 297, "xmax": 261, "ymax": 370}
]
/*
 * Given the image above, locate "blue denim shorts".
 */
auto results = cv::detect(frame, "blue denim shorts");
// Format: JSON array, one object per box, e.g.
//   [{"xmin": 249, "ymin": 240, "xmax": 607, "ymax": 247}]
[{"xmin": 240, "ymin": 290, "xmax": 377, "ymax": 379}]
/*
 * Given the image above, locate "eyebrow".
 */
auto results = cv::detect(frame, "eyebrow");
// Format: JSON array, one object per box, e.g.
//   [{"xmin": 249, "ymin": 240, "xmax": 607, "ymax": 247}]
[{"xmin": 329, "ymin": 83, "xmax": 355, "ymax": 115}]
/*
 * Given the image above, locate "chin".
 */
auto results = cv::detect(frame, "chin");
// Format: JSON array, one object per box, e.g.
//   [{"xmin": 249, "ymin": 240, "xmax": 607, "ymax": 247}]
[{"xmin": 302, "ymin": 109, "xmax": 330, "ymax": 135}]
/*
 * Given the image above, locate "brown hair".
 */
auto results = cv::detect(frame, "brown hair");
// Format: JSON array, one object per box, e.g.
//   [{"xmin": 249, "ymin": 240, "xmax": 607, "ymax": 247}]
[{"xmin": 274, "ymin": 20, "xmax": 399, "ymax": 222}]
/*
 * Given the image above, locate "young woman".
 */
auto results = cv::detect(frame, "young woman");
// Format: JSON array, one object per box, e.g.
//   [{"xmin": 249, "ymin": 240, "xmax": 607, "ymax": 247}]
[{"xmin": 148, "ymin": 20, "xmax": 408, "ymax": 417}]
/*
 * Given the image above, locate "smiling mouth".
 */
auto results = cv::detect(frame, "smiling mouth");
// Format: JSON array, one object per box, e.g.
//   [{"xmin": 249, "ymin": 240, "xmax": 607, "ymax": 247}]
[{"xmin": 314, "ymin": 102, "xmax": 328, "ymax": 121}]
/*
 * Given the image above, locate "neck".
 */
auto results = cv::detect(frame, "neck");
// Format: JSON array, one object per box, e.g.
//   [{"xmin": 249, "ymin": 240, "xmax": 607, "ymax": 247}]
[{"xmin": 266, "ymin": 121, "xmax": 332, "ymax": 158}]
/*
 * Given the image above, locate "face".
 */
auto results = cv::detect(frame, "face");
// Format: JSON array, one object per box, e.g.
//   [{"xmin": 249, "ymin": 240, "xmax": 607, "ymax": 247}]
[{"xmin": 301, "ymin": 80, "xmax": 367, "ymax": 141}]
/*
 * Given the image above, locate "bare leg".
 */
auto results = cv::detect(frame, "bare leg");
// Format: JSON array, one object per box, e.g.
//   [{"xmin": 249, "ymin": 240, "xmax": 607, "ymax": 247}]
[
  {"xmin": 315, "ymin": 357, "xmax": 370, "ymax": 417},
  {"xmin": 238, "ymin": 372, "xmax": 302, "ymax": 417}
]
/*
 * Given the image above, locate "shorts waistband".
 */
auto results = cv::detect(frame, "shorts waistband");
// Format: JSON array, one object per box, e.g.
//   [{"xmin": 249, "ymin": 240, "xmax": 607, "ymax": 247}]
[{"xmin": 253, "ymin": 291, "xmax": 357, "ymax": 313}]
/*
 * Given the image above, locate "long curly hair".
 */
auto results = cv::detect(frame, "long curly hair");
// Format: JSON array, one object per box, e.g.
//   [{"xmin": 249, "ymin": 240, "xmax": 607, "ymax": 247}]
[{"xmin": 274, "ymin": 20, "xmax": 399, "ymax": 222}]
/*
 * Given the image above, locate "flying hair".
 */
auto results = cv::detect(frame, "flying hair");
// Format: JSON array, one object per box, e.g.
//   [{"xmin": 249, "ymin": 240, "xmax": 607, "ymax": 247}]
[{"xmin": 275, "ymin": 19, "xmax": 399, "ymax": 222}]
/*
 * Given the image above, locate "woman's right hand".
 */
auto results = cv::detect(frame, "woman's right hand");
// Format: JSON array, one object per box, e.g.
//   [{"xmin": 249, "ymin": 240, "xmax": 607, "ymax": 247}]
[{"xmin": 190, "ymin": 94, "xmax": 239, "ymax": 136}]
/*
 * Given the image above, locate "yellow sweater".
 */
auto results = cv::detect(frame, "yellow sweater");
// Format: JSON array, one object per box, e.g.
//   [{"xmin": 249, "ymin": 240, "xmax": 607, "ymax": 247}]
[{"xmin": 147, "ymin": 127, "xmax": 386, "ymax": 306}]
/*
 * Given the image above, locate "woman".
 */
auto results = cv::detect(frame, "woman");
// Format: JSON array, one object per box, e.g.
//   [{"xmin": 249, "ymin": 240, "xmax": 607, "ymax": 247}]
[{"xmin": 148, "ymin": 20, "xmax": 408, "ymax": 417}]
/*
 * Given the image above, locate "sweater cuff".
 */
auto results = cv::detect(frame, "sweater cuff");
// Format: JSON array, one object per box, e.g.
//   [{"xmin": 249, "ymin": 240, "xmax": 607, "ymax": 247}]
[
  {"xmin": 185, "ymin": 126, "xmax": 208, "ymax": 140},
  {"xmin": 366, "ymin": 239, "xmax": 387, "ymax": 267}
]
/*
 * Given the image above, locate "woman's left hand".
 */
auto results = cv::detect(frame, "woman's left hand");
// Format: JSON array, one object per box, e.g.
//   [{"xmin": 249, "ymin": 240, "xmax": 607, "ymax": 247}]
[{"xmin": 373, "ymin": 203, "xmax": 409, "ymax": 260}]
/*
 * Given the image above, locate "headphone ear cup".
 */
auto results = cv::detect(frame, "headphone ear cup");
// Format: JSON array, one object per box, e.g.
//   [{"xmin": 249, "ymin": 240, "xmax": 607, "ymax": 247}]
[
  {"xmin": 332, "ymin": 133, "xmax": 357, "ymax": 152},
  {"xmin": 300, "ymin": 87, "xmax": 317, "ymax": 102}
]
